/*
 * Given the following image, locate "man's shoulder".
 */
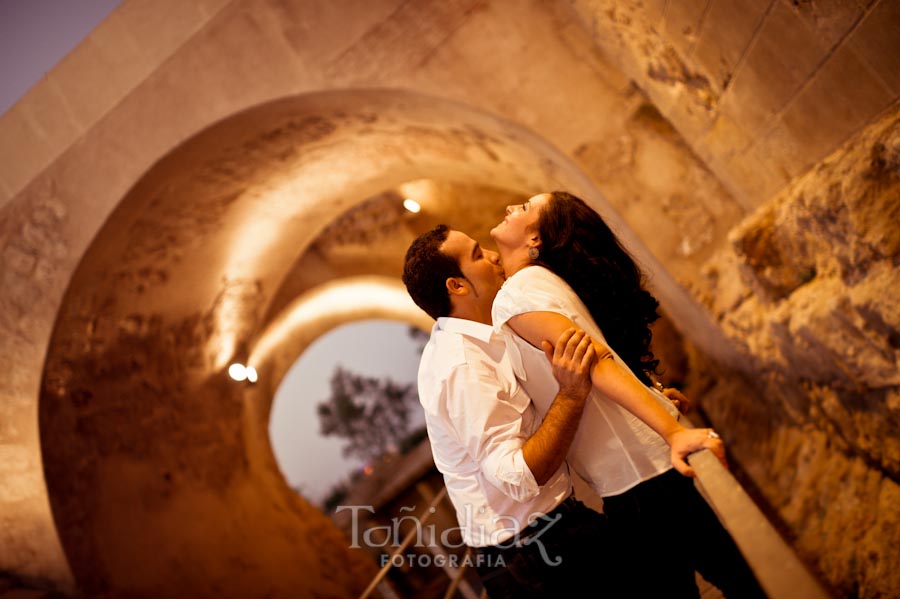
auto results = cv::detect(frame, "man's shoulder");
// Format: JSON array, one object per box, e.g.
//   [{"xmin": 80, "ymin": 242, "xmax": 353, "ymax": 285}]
[
  {"xmin": 419, "ymin": 332, "xmax": 482, "ymax": 409},
  {"xmin": 422, "ymin": 330, "xmax": 467, "ymax": 372},
  {"xmin": 420, "ymin": 329, "xmax": 505, "ymax": 395},
  {"xmin": 425, "ymin": 328, "xmax": 501, "ymax": 372}
]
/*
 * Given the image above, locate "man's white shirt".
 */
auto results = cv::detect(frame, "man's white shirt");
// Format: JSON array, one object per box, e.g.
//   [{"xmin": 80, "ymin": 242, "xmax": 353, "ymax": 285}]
[{"xmin": 417, "ymin": 317, "xmax": 571, "ymax": 547}]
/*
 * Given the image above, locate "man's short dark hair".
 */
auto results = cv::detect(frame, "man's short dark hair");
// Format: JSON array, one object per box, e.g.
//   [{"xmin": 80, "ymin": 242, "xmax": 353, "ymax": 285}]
[{"xmin": 402, "ymin": 225, "xmax": 463, "ymax": 320}]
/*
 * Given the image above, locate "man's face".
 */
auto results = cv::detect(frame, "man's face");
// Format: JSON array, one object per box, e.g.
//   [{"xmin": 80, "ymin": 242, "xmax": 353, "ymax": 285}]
[{"xmin": 440, "ymin": 230, "xmax": 505, "ymax": 304}]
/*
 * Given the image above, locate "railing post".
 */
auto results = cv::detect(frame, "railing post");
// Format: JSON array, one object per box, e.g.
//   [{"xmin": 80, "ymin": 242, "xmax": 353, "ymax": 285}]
[
  {"xmin": 442, "ymin": 547, "xmax": 472, "ymax": 599},
  {"xmin": 689, "ymin": 449, "xmax": 832, "ymax": 599},
  {"xmin": 358, "ymin": 487, "xmax": 448, "ymax": 599}
]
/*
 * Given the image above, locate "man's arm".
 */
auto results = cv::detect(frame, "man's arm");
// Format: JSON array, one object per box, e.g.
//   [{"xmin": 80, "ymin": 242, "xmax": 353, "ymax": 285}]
[
  {"xmin": 443, "ymin": 327, "xmax": 596, "ymax": 502},
  {"xmin": 521, "ymin": 328, "xmax": 595, "ymax": 485},
  {"xmin": 508, "ymin": 311, "xmax": 726, "ymax": 477}
]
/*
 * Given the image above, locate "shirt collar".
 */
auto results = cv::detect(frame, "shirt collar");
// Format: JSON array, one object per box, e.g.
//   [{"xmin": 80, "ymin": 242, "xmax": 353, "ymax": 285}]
[
  {"xmin": 436, "ymin": 317, "xmax": 494, "ymax": 343},
  {"xmin": 436, "ymin": 317, "xmax": 527, "ymax": 381}
]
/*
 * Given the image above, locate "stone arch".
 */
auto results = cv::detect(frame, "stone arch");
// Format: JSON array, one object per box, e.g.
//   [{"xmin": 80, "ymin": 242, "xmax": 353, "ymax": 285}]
[
  {"xmin": 249, "ymin": 276, "xmax": 432, "ymax": 401},
  {"xmin": 35, "ymin": 87, "xmax": 637, "ymax": 598},
  {"xmin": 244, "ymin": 275, "xmax": 432, "ymax": 482}
]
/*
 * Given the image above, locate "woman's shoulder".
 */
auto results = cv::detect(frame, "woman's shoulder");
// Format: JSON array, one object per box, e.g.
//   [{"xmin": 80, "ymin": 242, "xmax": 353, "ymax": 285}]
[
  {"xmin": 494, "ymin": 266, "xmax": 575, "ymax": 316},
  {"xmin": 505, "ymin": 265, "xmax": 565, "ymax": 287}
]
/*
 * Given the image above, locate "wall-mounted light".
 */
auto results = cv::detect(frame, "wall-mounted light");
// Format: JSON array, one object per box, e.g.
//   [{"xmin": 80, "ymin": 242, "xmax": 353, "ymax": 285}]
[
  {"xmin": 402, "ymin": 198, "xmax": 421, "ymax": 213},
  {"xmin": 228, "ymin": 362, "xmax": 257, "ymax": 383}
]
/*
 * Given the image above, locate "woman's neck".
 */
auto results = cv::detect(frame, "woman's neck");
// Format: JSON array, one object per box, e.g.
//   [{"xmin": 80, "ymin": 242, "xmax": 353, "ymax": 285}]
[{"xmin": 498, "ymin": 247, "xmax": 533, "ymax": 278}]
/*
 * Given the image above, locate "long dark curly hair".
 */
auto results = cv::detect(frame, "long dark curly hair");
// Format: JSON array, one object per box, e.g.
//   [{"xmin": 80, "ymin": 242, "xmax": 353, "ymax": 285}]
[{"xmin": 534, "ymin": 191, "xmax": 660, "ymax": 385}]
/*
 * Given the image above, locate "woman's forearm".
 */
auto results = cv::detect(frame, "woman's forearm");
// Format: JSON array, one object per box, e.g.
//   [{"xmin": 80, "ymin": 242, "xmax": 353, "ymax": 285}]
[
  {"xmin": 506, "ymin": 310, "xmax": 685, "ymax": 444},
  {"xmin": 505, "ymin": 311, "xmax": 724, "ymax": 477},
  {"xmin": 591, "ymin": 348, "xmax": 726, "ymax": 477},
  {"xmin": 590, "ymin": 351, "xmax": 683, "ymax": 444}
]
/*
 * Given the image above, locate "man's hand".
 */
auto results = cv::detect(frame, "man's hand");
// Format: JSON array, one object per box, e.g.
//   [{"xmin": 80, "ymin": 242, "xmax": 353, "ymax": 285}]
[
  {"xmin": 541, "ymin": 328, "xmax": 596, "ymax": 403},
  {"xmin": 667, "ymin": 427, "xmax": 727, "ymax": 477}
]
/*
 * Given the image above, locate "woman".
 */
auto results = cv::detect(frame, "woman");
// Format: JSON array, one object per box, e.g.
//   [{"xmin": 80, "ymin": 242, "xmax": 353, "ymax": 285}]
[{"xmin": 490, "ymin": 191, "xmax": 765, "ymax": 599}]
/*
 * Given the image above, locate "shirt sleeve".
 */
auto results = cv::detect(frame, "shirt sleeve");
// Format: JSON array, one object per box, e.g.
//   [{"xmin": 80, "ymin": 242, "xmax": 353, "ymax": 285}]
[
  {"xmin": 443, "ymin": 359, "xmax": 542, "ymax": 503},
  {"xmin": 492, "ymin": 268, "xmax": 571, "ymax": 331}
]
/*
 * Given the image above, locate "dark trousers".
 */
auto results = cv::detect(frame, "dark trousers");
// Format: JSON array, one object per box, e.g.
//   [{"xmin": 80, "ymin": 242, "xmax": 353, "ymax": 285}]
[
  {"xmin": 602, "ymin": 468, "xmax": 767, "ymax": 599},
  {"xmin": 474, "ymin": 497, "xmax": 625, "ymax": 598}
]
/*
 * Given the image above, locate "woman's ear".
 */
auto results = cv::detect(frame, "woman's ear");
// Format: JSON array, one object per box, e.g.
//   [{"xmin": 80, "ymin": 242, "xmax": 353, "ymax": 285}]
[{"xmin": 527, "ymin": 233, "xmax": 542, "ymax": 250}]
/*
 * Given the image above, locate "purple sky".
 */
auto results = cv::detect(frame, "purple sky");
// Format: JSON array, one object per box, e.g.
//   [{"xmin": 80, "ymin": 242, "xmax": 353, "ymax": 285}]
[{"xmin": 0, "ymin": 0, "xmax": 121, "ymax": 115}]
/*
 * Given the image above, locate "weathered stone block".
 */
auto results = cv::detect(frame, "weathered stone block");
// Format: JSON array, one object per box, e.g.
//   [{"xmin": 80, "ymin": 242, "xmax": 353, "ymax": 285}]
[
  {"xmin": 723, "ymin": 0, "xmax": 827, "ymax": 138},
  {"xmin": 780, "ymin": 44, "xmax": 895, "ymax": 178},
  {"xmin": 694, "ymin": 96, "xmax": 900, "ymax": 598},
  {"xmin": 848, "ymin": 0, "xmax": 900, "ymax": 96},
  {"xmin": 692, "ymin": 0, "xmax": 770, "ymax": 92},
  {"xmin": 661, "ymin": 0, "xmax": 707, "ymax": 60},
  {"xmin": 2, "ymin": 243, "xmax": 36, "ymax": 277},
  {"xmin": 785, "ymin": 0, "xmax": 866, "ymax": 50},
  {"xmin": 729, "ymin": 206, "xmax": 819, "ymax": 301}
]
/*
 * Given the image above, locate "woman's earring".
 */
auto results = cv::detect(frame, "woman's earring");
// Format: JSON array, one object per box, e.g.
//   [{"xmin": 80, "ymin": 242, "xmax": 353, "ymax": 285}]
[{"xmin": 528, "ymin": 247, "xmax": 540, "ymax": 260}]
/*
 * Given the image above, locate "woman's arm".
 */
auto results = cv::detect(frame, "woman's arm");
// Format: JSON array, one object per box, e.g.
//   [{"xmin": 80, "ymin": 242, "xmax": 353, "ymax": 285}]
[{"xmin": 507, "ymin": 311, "xmax": 725, "ymax": 476}]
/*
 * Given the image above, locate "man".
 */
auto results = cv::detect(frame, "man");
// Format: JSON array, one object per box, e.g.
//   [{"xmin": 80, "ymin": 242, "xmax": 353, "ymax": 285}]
[{"xmin": 402, "ymin": 225, "xmax": 623, "ymax": 598}]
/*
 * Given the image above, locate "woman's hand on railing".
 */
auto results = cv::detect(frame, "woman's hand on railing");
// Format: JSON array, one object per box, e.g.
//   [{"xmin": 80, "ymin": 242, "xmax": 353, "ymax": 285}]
[{"xmin": 668, "ymin": 428, "xmax": 727, "ymax": 477}]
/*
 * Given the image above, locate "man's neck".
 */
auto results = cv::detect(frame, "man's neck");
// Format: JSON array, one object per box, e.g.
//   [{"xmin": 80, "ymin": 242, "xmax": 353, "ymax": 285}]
[{"xmin": 448, "ymin": 302, "xmax": 493, "ymax": 326}]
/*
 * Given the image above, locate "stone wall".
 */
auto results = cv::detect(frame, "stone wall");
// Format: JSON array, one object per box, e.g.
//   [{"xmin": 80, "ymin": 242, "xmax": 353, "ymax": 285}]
[
  {"xmin": 570, "ymin": 0, "xmax": 900, "ymax": 209},
  {"xmin": 688, "ymin": 102, "xmax": 900, "ymax": 598},
  {"xmin": 2, "ymin": 0, "xmax": 898, "ymax": 596}
]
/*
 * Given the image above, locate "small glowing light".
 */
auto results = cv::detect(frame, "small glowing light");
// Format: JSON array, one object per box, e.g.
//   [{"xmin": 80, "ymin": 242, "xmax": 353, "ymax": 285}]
[
  {"xmin": 402, "ymin": 198, "xmax": 421, "ymax": 213},
  {"xmin": 228, "ymin": 363, "xmax": 247, "ymax": 381},
  {"xmin": 246, "ymin": 366, "xmax": 258, "ymax": 383},
  {"xmin": 363, "ymin": 464, "xmax": 374, "ymax": 476}
]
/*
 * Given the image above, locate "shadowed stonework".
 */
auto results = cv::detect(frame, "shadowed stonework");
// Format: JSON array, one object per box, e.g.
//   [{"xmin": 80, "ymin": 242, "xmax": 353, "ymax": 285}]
[
  {"xmin": 1, "ymin": 1, "xmax": 898, "ymax": 597},
  {"xmin": 691, "ymin": 112, "xmax": 900, "ymax": 596}
]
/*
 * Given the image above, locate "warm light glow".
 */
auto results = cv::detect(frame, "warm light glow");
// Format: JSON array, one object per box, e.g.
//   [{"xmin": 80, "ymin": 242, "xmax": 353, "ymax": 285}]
[
  {"xmin": 246, "ymin": 366, "xmax": 258, "ymax": 383},
  {"xmin": 402, "ymin": 198, "xmax": 421, "ymax": 213},
  {"xmin": 228, "ymin": 363, "xmax": 248, "ymax": 381},
  {"xmin": 248, "ymin": 276, "xmax": 433, "ymax": 369}
]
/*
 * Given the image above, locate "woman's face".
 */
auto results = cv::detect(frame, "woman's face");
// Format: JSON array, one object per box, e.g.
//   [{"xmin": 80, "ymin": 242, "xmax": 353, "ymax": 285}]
[{"xmin": 490, "ymin": 193, "xmax": 551, "ymax": 249}]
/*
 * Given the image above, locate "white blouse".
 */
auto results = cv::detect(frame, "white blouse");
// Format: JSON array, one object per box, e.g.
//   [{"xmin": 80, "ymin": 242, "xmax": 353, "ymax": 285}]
[
  {"xmin": 492, "ymin": 266, "xmax": 677, "ymax": 497},
  {"xmin": 417, "ymin": 317, "xmax": 571, "ymax": 547}
]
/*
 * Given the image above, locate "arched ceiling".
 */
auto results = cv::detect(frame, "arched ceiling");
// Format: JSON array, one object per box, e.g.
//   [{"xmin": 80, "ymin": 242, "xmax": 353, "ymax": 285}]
[
  {"xmin": 35, "ymin": 88, "xmax": 610, "ymax": 596},
  {"xmin": 53, "ymin": 89, "xmax": 599, "ymax": 371},
  {"xmin": 4, "ymin": 0, "xmax": 895, "ymax": 595}
]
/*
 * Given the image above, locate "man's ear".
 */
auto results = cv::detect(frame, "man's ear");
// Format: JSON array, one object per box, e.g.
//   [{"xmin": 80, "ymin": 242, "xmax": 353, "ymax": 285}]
[{"xmin": 446, "ymin": 277, "xmax": 468, "ymax": 297}]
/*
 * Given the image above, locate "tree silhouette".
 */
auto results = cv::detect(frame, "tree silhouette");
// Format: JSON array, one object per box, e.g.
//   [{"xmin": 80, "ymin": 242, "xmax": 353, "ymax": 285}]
[
  {"xmin": 408, "ymin": 325, "xmax": 430, "ymax": 352},
  {"xmin": 317, "ymin": 366, "xmax": 419, "ymax": 462}
]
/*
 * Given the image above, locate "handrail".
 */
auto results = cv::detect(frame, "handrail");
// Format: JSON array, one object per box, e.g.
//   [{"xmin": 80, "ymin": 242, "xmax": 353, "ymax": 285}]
[
  {"xmin": 416, "ymin": 482, "xmax": 480, "ymax": 599},
  {"xmin": 689, "ymin": 449, "xmax": 832, "ymax": 599},
  {"xmin": 442, "ymin": 547, "xmax": 472, "ymax": 599},
  {"xmin": 358, "ymin": 487, "xmax": 449, "ymax": 599},
  {"xmin": 356, "ymin": 448, "xmax": 831, "ymax": 598}
]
